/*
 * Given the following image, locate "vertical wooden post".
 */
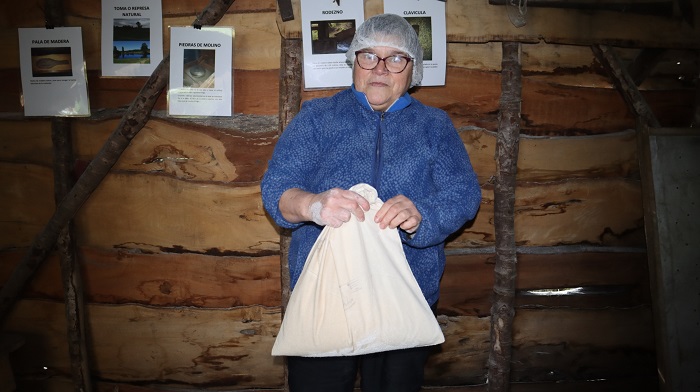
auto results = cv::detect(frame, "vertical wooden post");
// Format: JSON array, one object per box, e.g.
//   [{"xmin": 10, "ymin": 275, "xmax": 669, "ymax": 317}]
[
  {"xmin": 487, "ymin": 41, "xmax": 522, "ymax": 392},
  {"xmin": 692, "ymin": 58, "xmax": 700, "ymax": 127},
  {"xmin": 52, "ymin": 118, "xmax": 92, "ymax": 392},
  {"xmin": 277, "ymin": 36, "xmax": 302, "ymax": 392},
  {"xmin": 45, "ymin": 0, "xmax": 93, "ymax": 389}
]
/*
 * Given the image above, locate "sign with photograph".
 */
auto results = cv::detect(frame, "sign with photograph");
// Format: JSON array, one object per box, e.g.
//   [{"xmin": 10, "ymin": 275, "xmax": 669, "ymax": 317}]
[
  {"xmin": 300, "ymin": 0, "xmax": 364, "ymax": 89},
  {"xmin": 168, "ymin": 26, "xmax": 234, "ymax": 117},
  {"xmin": 18, "ymin": 27, "xmax": 90, "ymax": 117},
  {"xmin": 101, "ymin": 0, "xmax": 164, "ymax": 77},
  {"xmin": 384, "ymin": 0, "xmax": 447, "ymax": 86}
]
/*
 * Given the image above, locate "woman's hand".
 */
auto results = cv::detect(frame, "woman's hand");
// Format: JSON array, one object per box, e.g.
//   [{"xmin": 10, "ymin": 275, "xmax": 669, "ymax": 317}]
[
  {"xmin": 279, "ymin": 188, "xmax": 370, "ymax": 228},
  {"xmin": 374, "ymin": 195, "xmax": 421, "ymax": 233},
  {"xmin": 309, "ymin": 188, "xmax": 370, "ymax": 227}
]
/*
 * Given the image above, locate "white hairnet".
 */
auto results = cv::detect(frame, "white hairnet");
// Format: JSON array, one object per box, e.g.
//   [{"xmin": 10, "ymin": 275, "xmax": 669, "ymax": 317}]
[{"xmin": 346, "ymin": 13, "xmax": 423, "ymax": 87}]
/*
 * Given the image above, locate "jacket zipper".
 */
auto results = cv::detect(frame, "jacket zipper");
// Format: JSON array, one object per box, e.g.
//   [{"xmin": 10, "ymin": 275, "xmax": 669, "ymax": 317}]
[{"xmin": 371, "ymin": 112, "xmax": 385, "ymax": 189}]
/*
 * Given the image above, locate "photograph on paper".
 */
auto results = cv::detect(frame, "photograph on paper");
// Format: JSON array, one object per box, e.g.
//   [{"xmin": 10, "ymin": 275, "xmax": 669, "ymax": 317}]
[
  {"xmin": 31, "ymin": 47, "xmax": 73, "ymax": 77},
  {"xmin": 310, "ymin": 19, "xmax": 355, "ymax": 54},
  {"xmin": 112, "ymin": 18, "xmax": 151, "ymax": 64},
  {"xmin": 182, "ymin": 49, "xmax": 216, "ymax": 88},
  {"xmin": 405, "ymin": 17, "xmax": 432, "ymax": 61},
  {"xmin": 101, "ymin": 0, "xmax": 163, "ymax": 77},
  {"xmin": 167, "ymin": 26, "xmax": 233, "ymax": 117}
]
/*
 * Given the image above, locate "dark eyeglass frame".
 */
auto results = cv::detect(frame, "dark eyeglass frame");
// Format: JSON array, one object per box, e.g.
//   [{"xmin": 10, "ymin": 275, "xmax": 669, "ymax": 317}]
[{"xmin": 354, "ymin": 51, "xmax": 413, "ymax": 73}]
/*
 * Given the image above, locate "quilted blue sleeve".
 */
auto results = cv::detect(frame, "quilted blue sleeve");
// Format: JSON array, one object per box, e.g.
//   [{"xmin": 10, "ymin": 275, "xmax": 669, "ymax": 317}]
[{"xmin": 405, "ymin": 112, "xmax": 481, "ymax": 248}]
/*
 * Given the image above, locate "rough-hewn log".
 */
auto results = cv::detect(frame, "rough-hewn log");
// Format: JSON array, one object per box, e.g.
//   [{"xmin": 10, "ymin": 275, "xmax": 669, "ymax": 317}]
[
  {"xmin": 0, "ymin": 248, "xmax": 650, "ymax": 315},
  {"xmin": 31, "ymin": 378, "xmax": 659, "ymax": 392},
  {"xmin": 694, "ymin": 67, "xmax": 700, "ymax": 127},
  {"xmin": 5, "ymin": 301, "xmax": 285, "ymax": 388},
  {"xmin": 277, "ymin": 36, "xmax": 302, "ymax": 392},
  {"xmin": 275, "ymin": 0, "xmax": 700, "ymax": 47},
  {"xmin": 4, "ymin": 300, "xmax": 654, "ymax": 389},
  {"xmin": 488, "ymin": 41, "xmax": 522, "ymax": 392},
  {"xmin": 277, "ymin": 37, "xmax": 303, "ymax": 308},
  {"xmin": 591, "ymin": 44, "xmax": 661, "ymax": 128},
  {"xmin": 0, "ymin": 165, "xmax": 645, "ymax": 253},
  {"xmin": 45, "ymin": 0, "xmax": 93, "ymax": 388},
  {"xmin": 73, "ymin": 176, "xmax": 278, "ymax": 255},
  {"xmin": 0, "ymin": 118, "xmax": 642, "ymax": 186},
  {"xmin": 488, "ymin": 0, "xmax": 674, "ymax": 15},
  {"xmin": 0, "ymin": 66, "xmax": 693, "ymax": 131},
  {"xmin": 52, "ymin": 117, "xmax": 93, "ymax": 392},
  {"xmin": 72, "ymin": 114, "xmax": 278, "ymax": 184},
  {"xmin": 440, "ymin": 250, "xmax": 649, "ymax": 317},
  {"xmin": 0, "ymin": 0, "xmax": 238, "ymax": 324},
  {"xmin": 277, "ymin": 0, "xmax": 294, "ymax": 21}
]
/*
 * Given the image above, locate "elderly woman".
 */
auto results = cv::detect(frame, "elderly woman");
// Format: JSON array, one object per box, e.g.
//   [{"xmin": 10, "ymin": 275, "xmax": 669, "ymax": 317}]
[{"xmin": 261, "ymin": 13, "xmax": 481, "ymax": 392}]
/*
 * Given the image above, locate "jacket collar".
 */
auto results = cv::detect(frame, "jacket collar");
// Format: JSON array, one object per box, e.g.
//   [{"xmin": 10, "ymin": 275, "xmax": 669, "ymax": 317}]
[{"xmin": 351, "ymin": 84, "xmax": 412, "ymax": 113}]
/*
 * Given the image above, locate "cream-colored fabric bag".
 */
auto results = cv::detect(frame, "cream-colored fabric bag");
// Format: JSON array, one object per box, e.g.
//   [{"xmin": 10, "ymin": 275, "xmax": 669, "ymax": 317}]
[{"xmin": 271, "ymin": 183, "xmax": 444, "ymax": 357}]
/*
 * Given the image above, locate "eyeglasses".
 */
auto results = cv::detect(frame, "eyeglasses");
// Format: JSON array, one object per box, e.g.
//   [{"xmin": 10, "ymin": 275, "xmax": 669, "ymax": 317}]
[{"xmin": 355, "ymin": 51, "xmax": 412, "ymax": 73}]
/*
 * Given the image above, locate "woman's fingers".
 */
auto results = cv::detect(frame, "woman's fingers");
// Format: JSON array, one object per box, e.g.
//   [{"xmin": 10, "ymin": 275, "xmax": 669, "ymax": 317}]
[
  {"xmin": 311, "ymin": 188, "xmax": 370, "ymax": 227},
  {"xmin": 375, "ymin": 195, "xmax": 422, "ymax": 232}
]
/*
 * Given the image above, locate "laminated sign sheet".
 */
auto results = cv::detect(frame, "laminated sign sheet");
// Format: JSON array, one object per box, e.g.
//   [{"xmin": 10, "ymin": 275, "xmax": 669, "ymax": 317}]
[
  {"xmin": 168, "ymin": 26, "xmax": 234, "ymax": 117},
  {"xmin": 272, "ymin": 184, "xmax": 444, "ymax": 357},
  {"xmin": 299, "ymin": 0, "xmax": 446, "ymax": 89},
  {"xmin": 384, "ymin": 0, "xmax": 447, "ymax": 86},
  {"xmin": 101, "ymin": 0, "xmax": 164, "ymax": 77},
  {"xmin": 300, "ymin": 0, "xmax": 364, "ymax": 89},
  {"xmin": 18, "ymin": 27, "xmax": 90, "ymax": 117}
]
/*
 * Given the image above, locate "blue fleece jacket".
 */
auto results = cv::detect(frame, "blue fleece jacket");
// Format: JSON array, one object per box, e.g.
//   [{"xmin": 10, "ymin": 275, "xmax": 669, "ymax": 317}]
[{"xmin": 261, "ymin": 86, "xmax": 481, "ymax": 306}]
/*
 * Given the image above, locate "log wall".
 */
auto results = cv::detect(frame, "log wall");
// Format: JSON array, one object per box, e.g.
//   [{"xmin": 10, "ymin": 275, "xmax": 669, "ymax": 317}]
[{"xmin": 1, "ymin": 0, "xmax": 698, "ymax": 390}]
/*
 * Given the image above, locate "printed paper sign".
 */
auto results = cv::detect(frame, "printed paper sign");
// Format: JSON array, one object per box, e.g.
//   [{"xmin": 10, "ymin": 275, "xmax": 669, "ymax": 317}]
[
  {"xmin": 18, "ymin": 27, "xmax": 90, "ymax": 117},
  {"xmin": 168, "ymin": 26, "xmax": 234, "ymax": 117},
  {"xmin": 300, "ymin": 0, "xmax": 364, "ymax": 89},
  {"xmin": 101, "ymin": 0, "xmax": 164, "ymax": 77},
  {"xmin": 384, "ymin": 0, "xmax": 447, "ymax": 86}
]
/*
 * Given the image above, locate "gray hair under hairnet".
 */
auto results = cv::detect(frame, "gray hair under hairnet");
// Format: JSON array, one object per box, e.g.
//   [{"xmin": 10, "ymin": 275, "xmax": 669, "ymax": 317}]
[{"xmin": 346, "ymin": 13, "xmax": 424, "ymax": 88}]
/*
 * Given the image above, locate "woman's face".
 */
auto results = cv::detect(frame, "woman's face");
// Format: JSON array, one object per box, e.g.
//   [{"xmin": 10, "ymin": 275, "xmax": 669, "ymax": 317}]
[{"xmin": 353, "ymin": 46, "xmax": 413, "ymax": 112}]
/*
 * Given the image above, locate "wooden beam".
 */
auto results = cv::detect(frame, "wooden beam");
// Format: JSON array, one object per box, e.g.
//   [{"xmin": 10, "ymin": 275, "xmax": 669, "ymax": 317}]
[
  {"xmin": 591, "ymin": 44, "xmax": 661, "ymax": 128},
  {"xmin": 277, "ymin": 37, "xmax": 302, "ymax": 392},
  {"xmin": 0, "ymin": 0, "xmax": 238, "ymax": 324},
  {"xmin": 488, "ymin": 0, "xmax": 675, "ymax": 15},
  {"xmin": 276, "ymin": 0, "xmax": 700, "ymax": 48},
  {"xmin": 694, "ymin": 59, "xmax": 700, "ymax": 127},
  {"xmin": 276, "ymin": 0, "xmax": 294, "ymax": 21},
  {"xmin": 488, "ymin": 41, "xmax": 522, "ymax": 392},
  {"xmin": 45, "ymin": 0, "xmax": 93, "ymax": 389},
  {"xmin": 676, "ymin": 0, "xmax": 695, "ymax": 26},
  {"xmin": 627, "ymin": 48, "xmax": 667, "ymax": 86},
  {"xmin": 52, "ymin": 118, "xmax": 93, "ymax": 392}
]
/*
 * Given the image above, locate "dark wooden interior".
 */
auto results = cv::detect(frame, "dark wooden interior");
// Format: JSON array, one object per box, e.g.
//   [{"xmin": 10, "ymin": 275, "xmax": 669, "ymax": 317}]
[{"xmin": 0, "ymin": 0, "xmax": 698, "ymax": 391}]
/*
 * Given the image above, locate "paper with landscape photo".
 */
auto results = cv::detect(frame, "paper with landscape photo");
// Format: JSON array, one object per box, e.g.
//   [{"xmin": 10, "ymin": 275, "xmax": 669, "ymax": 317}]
[{"xmin": 101, "ymin": 0, "xmax": 164, "ymax": 77}]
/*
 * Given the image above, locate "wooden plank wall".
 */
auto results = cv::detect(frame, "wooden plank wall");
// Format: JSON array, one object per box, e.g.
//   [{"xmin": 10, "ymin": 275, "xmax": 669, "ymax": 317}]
[{"xmin": 1, "ymin": 0, "xmax": 698, "ymax": 390}]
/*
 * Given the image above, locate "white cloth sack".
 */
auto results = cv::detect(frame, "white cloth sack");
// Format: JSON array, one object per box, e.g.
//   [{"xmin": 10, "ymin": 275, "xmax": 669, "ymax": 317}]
[{"xmin": 272, "ymin": 183, "xmax": 444, "ymax": 357}]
